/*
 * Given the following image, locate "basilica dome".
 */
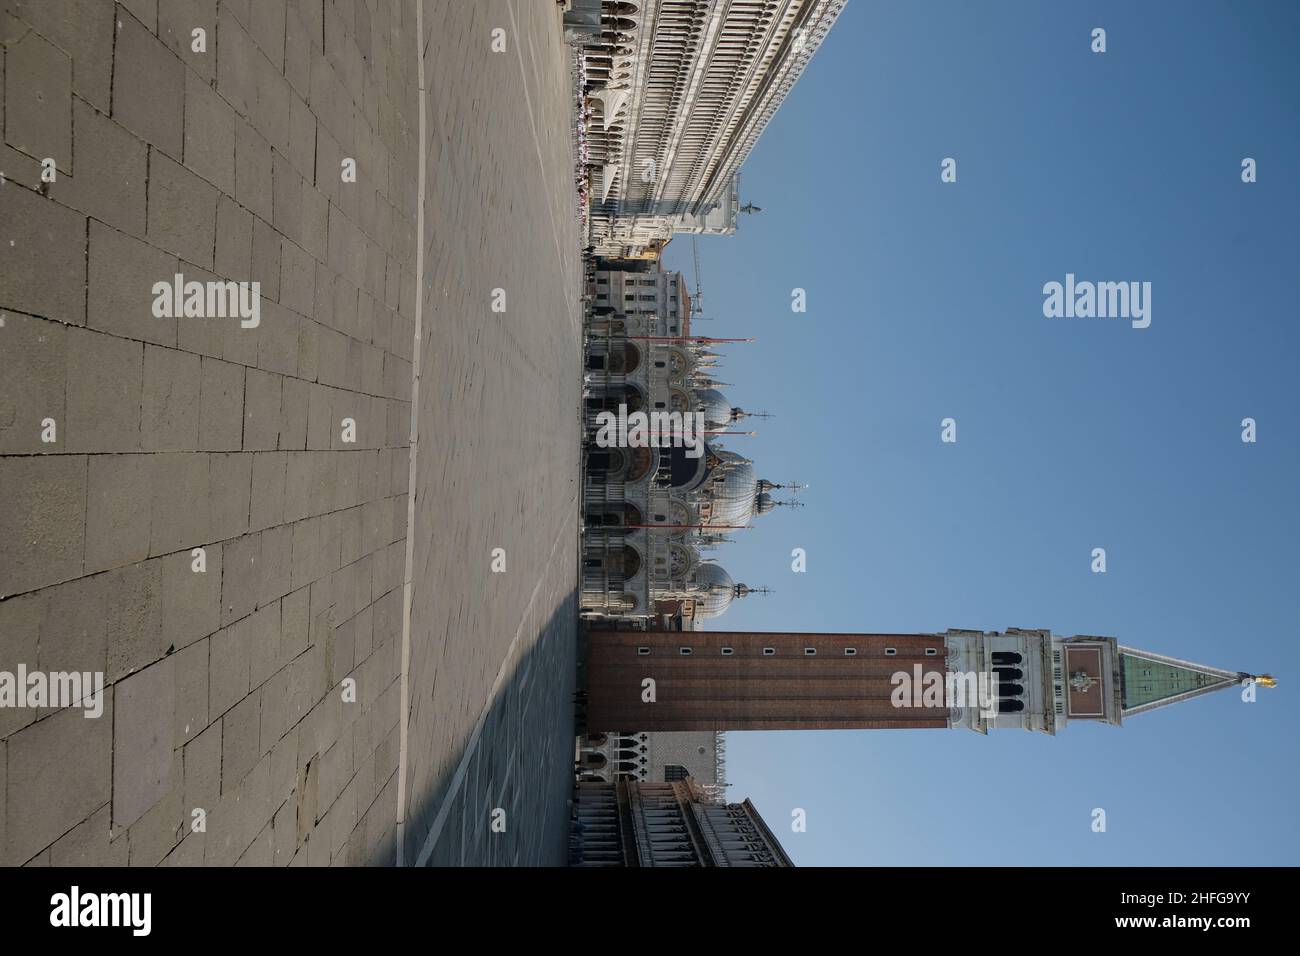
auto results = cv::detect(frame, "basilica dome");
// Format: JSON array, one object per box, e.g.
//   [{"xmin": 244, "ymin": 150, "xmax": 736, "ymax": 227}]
[
  {"xmin": 695, "ymin": 388, "xmax": 733, "ymax": 427},
  {"xmin": 689, "ymin": 563, "xmax": 737, "ymax": 619},
  {"xmin": 708, "ymin": 457, "xmax": 758, "ymax": 526}
]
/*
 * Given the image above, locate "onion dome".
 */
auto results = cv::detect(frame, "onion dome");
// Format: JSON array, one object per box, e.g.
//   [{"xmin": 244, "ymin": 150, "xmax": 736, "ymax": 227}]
[
  {"xmin": 689, "ymin": 563, "xmax": 736, "ymax": 619},
  {"xmin": 708, "ymin": 457, "xmax": 758, "ymax": 525},
  {"xmin": 755, "ymin": 493, "xmax": 776, "ymax": 515},
  {"xmin": 695, "ymin": 388, "xmax": 732, "ymax": 427}
]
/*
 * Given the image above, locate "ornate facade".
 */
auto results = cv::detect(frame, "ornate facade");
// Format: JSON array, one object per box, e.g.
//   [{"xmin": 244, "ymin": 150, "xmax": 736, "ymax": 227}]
[
  {"xmin": 580, "ymin": 263, "xmax": 795, "ymax": 626},
  {"xmin": 579, "ymin": 0, "xmax": 849, "ymax": 257},
  {"xmin": 576, "ymin": 728, "xmax": 726, "ymax": 794},
  {"xmin": 577, "ymin": 259, "xmax": 797, "ymax": 796},
  {"xmin": 569, "ymin": 777, "xmax": 792, "ymax": 866}
]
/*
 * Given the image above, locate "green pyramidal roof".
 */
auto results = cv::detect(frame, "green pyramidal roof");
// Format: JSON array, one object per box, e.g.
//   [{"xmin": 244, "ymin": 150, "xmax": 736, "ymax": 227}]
[{"xmin": 1120, "ymin": 648, "xmax": 1244, "ymax": 717}]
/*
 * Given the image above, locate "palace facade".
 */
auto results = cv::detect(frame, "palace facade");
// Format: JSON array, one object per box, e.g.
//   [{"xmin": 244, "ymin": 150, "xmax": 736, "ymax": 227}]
[
  {"xmin": 569, "ymin": 777, "xmax": 792, "ymax": 867},
  {"xmin": 576, "ymin": 728, "xmax": 726, "ymax": 796},
  {"xmin": 578, "ymin": 0, "xmax": 848, "ymax": 257}
]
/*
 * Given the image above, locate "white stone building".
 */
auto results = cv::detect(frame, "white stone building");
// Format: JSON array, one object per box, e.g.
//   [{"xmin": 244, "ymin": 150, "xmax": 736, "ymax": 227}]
[
  {"xmin": 579, "ymin": 0, "xmax": 849, "ymax": 257},
  {"xmin": 577, "ymin": 729, "xmax": 727, "ymax": 796},
  {"xmin": 580, "ymin": 264, "xmax": 798, "ymax": 623}
]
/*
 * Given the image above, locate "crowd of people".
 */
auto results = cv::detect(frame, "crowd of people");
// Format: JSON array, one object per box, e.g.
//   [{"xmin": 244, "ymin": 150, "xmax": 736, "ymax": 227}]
[{"xmin": 573, "ymin": 54, "xmax": 593, "ymax": 233}]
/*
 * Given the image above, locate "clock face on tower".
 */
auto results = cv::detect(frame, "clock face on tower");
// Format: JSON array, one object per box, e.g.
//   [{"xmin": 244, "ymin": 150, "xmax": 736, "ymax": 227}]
[{"xmin": 1064, "ymin": 646, "xmax": 1107, "ymax": 719}]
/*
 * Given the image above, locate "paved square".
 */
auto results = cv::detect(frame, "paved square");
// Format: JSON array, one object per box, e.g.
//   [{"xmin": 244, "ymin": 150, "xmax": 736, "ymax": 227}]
[
  {"xmin": 402, "ymin": 0, "xmax": 581, "ymax": 867},
  {"xmin": 0, "ymin": 0, "xmax": 579, "ymax": 867}
]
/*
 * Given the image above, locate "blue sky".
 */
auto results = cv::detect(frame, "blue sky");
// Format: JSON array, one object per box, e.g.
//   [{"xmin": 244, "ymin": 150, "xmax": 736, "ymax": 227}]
[{"xmin": 662, "ymin": 0, "xmax": 1300, "ymax": 866}]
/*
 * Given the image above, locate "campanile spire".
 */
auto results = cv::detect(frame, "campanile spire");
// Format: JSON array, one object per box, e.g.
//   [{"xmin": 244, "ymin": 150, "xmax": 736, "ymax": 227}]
[{"xmin": 583, "ymin": 627, "xmax": 1271, "ymax": 734}]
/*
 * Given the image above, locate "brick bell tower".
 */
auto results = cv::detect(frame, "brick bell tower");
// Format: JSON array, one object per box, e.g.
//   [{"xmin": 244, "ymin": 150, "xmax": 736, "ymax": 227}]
[{"xmin": 582, "ymin": 627, "xmax": 1274, "ymax": 733}]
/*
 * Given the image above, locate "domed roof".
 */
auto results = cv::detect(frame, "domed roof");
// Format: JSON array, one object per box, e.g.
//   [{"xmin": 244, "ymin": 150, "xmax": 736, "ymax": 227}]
[
  {"xmin": 708, "ymin": 457, "xmax": 758, "ymax": 525},
  {"xmin": 695, "ymin": 388, "xmax": 733, "ymax": 427},
  {"xmin": 755, "ymin": 493, "xmax": 776, "ymax": 514},
  {"xmin": 689, "ymin": 563, "xmax": 736, "ymax": 619},
  {"xmin": 690, "ymin": 562, "xmax": 733, "ymax": 590}
]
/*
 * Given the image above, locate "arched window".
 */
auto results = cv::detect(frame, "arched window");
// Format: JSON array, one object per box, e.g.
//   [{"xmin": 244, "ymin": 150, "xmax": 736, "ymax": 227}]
[
  {"xmin": 653, "ymin": 443, "xmax": 705, "ymax": 487},
  {"xmin": 626, "ymin": 446, "xmax": 653, "ymax": 482},
  {"xmin": 585, "ymin": 503, "xmax": 643, "ymax": 528},
  {"xmin": 607, "ymin": 342, "xmax": 641, "ymax": 374},
  {"xmin": 585, "ymin": 448, "xmax": 626, "ymax": 476},
  {"xmin": 603, "ymin": 545, "xmax": 641, "ymax": 578},
  {"xmin": 594, "ymin": 385, "xmax": 644, "ymax": 414}
]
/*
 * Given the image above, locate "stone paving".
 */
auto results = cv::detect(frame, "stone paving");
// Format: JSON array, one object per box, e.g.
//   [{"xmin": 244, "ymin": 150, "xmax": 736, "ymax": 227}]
[
  {"xmin": 403, "ymin": 0, "xmax": 580, "ymax": 866},
  {"xmin": 0, "ymin": 0, "xmax": 580, "ymax": 866}
]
